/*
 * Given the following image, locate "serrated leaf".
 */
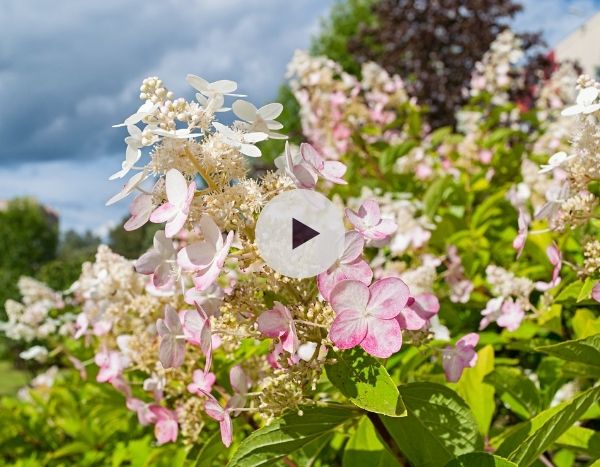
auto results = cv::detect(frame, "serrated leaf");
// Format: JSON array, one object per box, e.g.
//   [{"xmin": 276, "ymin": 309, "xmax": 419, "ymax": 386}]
[
  {"xmin": 381, "ymin": 382, "xmax": 482, "ymax": 467},
  {"xmin": 326, "ymin": 348, "xmax": 406, "ymax": 417},
  {"xmin": 496, "ymin": 385, "xmax": 600, "ymax": 466},
  {"xmin": 228, "ymin": 405, "xmax": 357, "ymax": 467},
  {"xmin": 444, "ymin": 452, "xmax": 517, "ymax": 466},
  {"xmin": 536, "ymin": 333, "xmax": 600, "ymax": 368},
  {"xmin": 423, "ymin": 176, "xmax": 451, "ymax": 218},
  {"xmin": 343, "ymin": 417, "xmax": 401, "ymax": 467},
  {"xmin": 456, "ymin": 345, "xmax": 495, "ymax": 435}
]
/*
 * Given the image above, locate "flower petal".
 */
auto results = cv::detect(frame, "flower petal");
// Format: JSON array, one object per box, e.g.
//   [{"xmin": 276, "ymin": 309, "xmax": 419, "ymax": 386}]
[
  {"xmin": 329, "ymin": 310, "xmax": 368, "ymax": 350},
  {"xmin": 367, "ymin": 277, "xmax": 410, "ymax": 319},
  {"xmin": 329, "ymin": 280, "xmax": 370, "ymax": 315},
  {"xmin": 360, "ymin": 318, "xmax": 402, "ymax": 358}
]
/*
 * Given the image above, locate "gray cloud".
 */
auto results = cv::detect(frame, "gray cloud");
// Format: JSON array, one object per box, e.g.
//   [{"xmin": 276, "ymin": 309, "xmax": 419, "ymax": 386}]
[{"xmin": 0, "ymin": 0, "xmax": 333, "ymax": 165}]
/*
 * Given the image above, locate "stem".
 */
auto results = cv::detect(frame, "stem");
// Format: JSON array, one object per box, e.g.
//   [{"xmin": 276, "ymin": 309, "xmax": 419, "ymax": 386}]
[
  {"xmin": 294, "ymin": 319, "xmax": 328, "ymax": 329},
  {"xmin": 367, "ymin": 412, "xmax": 404, "ymax": 461},
  {"xmin": 183, "ymin": 146, "xmax": 218, "ymax": 192}
]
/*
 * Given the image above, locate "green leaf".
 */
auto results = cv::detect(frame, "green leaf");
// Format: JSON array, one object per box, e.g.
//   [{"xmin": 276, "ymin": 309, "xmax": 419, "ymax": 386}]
[
  {"xmin": 291, "ymin": 432, "xmax": 333, "ymax": 467},
  {"xmin": 456, "ymin": 345, "xmax": 495, "ymax": 435},
  {"xmin": 378, "ymin": 141, "xmax": 416, "ymax": 173},
  {"xmin": 578, "ymin": 277, "xmax": 597, "ymax": 302},
  {"xmin": 444, "ymin": 452, "xmax": 517, "ymax": 466},
  {"xmin": 423, "ymin": 176, "xmax": 451, "ymax": 218},
  {"xmin": 192, "ymin": 431, "xmax": 227, "ymax": 467},
  {"xmin": 496, "ymin": 385, "xmax": 600, "ymax": 466},
  {"xmin": 381, "ymin": 382, "xmax": 482, "ymax": 467},
  {"xmin": 536, "ymin": 333, "xmax": 600, "ymax": 368},
  {"xmin": 556, "ymin": 425, "xmax": 600, "ymax": 457},
  {"xmin": 228, "ymin": 405, "xmax": 357, "ymax": 467},
  {"xmin": 572, "ymin": 309, "xmax": 600, "ymax": 339},
  {"xmin": 326, "ymin": 348, "xmax": 406, "ymax": 417},
  {"xmin": 343, "ymin": 417, "xmax": 401, "ymax": 467},
  {"xmin": 555, "ymin": 280, "xmax": 583, "ymax": 303},
  {"xmin": 485, "ymin": 367, "xmax": 541, "ymax": 419}
]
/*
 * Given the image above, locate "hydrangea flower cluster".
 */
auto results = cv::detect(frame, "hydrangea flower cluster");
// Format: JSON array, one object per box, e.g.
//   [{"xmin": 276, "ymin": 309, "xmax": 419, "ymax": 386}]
[
  {"xmin": 53, "ymin": 73, "xmax": 452, "ymax": 447},
  {"xmin": 287, "ymin": 50, "xmax": 414, "ymax": 160}
]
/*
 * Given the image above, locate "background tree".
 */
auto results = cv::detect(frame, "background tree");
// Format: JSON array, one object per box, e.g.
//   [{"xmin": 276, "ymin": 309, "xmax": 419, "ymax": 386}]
[
  {"xmin": 348, "ymin": 0, "xmax": 540, "ymax": 128},
  {"xmin": 108, "ymin": 215, "xmax": 160, "ymax": 259},
  {"xmin": 0, "ymin": 198, "xmax": 59, "ymax": 317}
]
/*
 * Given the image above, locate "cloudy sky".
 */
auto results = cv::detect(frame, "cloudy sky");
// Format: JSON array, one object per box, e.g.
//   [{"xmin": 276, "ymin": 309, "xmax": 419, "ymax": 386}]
[{"xmin": 0, "ymin": 0, "xmax": 598, "ymax": 235}]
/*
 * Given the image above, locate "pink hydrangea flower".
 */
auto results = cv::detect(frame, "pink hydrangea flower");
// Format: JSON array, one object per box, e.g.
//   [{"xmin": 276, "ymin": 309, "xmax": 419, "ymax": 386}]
[
  {"xmin": 150, "ymin": 169, "xmax": 196, "ymax": 238},
  {"xmin": 124, "ymin": 193, "xmax": 154, "ymax": 231},
  {"xmin": 156, "ymin": 306, "xmax": 185, "ymax": 369},
  {"xmin": 201, "ymin": 390, "xmax": 233, "ymax": 447},
  {"xmin": 535, "ymin": 243, "xmax": 562, "ymax": 291},
  {"xmin": 181, "ymin": 305, "xmax": 212, "ymax": 372},
  {"xmin": 396, "ymin": 293, "xmax": 440, "ymax": 331},
  {"xmin": 479, "ymin": 297, "xmax": 504, "ymax": 330},
  {"xmin": 135, "ymin": 230, "xmax": 176, "ymax": 288},
  {"xmin": 513, "ymin": 208, "xmax": 529, "ymax": 259},
  {"xmin": 227, "ymin": 365, "xmax": 250, "ymax": 413},
  {"xmin": 126, "ymin": 398, "xmax": 157, "ymax": 426},
  {"xmin": 345, "ymin": 200, "xmax": 397, "ymax": 241},
  {"xmin": 177, "ymin": 215, "xmax": 234, "ymax": 291},
  {"xmin": 149, "ymin": 406, "xmax": 178, "ymax": 445},
  {"xmin": 95, "ymin": 348, "xmax": 127, "ymax": 384},
  {"xmin": 442, "ymin": 333, "xmax": 479, "ymax": 382},
  {"xmin": 329, "ymin": 278, "xmax": 410, "ymax": 358},
  {"xmin": 497, "ymin": 298, "xmax": 525, "ymax": 332},
  {"xmin": 317, "ymin": 231, "xmax": 373, "ymax": 301},
  {"xmin": 299, "ymin": 143, "xmax": 347, "ymax": 185},
  {"xmin": 257, "ymin": 302, "xmax": 299, "ymax": 354},
  {"xmin": 187, "ymin": 370, "xmax": 216, "ymax": 395}
]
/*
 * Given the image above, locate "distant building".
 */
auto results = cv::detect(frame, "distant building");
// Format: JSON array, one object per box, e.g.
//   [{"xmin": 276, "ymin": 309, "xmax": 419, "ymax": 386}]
[{"xmin": 555, "ymin": 11, "xmax": 600, "ymax": 79}]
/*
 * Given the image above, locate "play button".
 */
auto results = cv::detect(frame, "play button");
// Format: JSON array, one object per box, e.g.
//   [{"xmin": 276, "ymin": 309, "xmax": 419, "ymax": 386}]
[
  {"xmin": 255, "ymin": 189, "xmax": 345, "ymax": 279},
  {"xmin": 292, "ymin": 218, "xmax": 319, "ymax": 249}
]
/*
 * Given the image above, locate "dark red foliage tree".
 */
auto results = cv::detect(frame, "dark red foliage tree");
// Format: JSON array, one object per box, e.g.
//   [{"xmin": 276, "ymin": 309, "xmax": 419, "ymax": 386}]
[{"xmin": 348, "ymin": 0, "xmax": 542, "ymax": 128}]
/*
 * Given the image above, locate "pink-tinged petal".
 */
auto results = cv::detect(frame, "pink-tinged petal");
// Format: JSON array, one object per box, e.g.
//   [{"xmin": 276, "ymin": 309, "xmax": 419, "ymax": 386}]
[
  {"xmin": 360, "ymin": 200, "xmax": 381, "ymax": 226},
  {"xmin": 340, "ymin": 231, "xmax": 364, "ymax": 264},
  {"xmin": 329, "ymin": 309, "xmax": 368, "ymax": 349},
  {"xmin": 150, "ymin": 202, "xmax": 177, "ymax": 223},
  {"xmin": 293, "ymin": 163, "xmax": 318, "ymax": 189},
  {"xmin": 164, "ymin": 306, "xmax": 183, "ymax": 334},
  {"xmin": 281, "ymin": 323, "xmax": 299, "ymax": 354},
  {"xmin": 215, "ymin": 231, "xmax": 234, "ymax": 268},
  {"xmin": 165, "ymin": 169, "xmax": 188, "ymax": 205},
  {"xmin": 124, "ymin": 194, "xmax": 153, "ymax": 231},
  {"xmin": 397, "ymin": 293, "xmax": 440, "ymax": 330},
  {"xmin": 193, "ymin": 262, "xmax": 222, "ymax": 291},
  {"xmin": 183, "ymin": 310, "xmax": 206, "ymax": 345},
  {"xmin": 188, "ymin": 370, "xmax": 216, "ymax": 394},
  {"xmin": 165, "ymin": 210, "xmax": 188, "ymax": 238},
  {"xmin": 135, "ymin": 250, "xmax": 162, "ymax": 275},
  {"xmin": 230, "ymin": 365, "xmax": 249, "ymax": 395},
  {"xmin": 345, "ymin": 207, "xmax": 367, "ymax": 231},
  {"xmin": 199, "ymin": 215, "xmax": 222, "ymax": 247},
  {"xmin": 300, "ymin": 143, "xmax": 325, "ymax": 170},
  {"xmin": 457, "ymin": 332, "xmax": 479, "ymax": 349},
  {"xmin": 317, "ymin": 259, "xmax": 372, "ymax": 302},
  {"xmin": 195, "ymin": 304, "xmax": 213, "ymax": 372},
  {"xmin": 220, "ymin": 415, "xmax": 233, "ymax": 447},
  {"xmin": 154, "ymin": 417, "xmax": 178, "ymax": 445},
  {"xmin": 330, "ymin": 280, "xmax": 370, "ymax": 315},
  {"xmin": 373, "ymin": 218, "xmax": 397, "ymax": 237},
  {"xmin": 321, "ymin": 160, "xmax": 347, "ymax": 184},
  {"xmin": 156, "ymin": 319, "xmax": 169, "ymax": 338},
  {"xmin": 367, "ymin": 277, "xmax": 410, "ymax": 319},
  {"xmin": 159, "ymin": 336, "xmax": 185, "ymax": 368},
  {"xmin": 547, "ymin": 243, "xmax": 561, "ymax": 266},
  {"xmin": 360, "ymin": 318, "xmax": 402, "ymax": 358},
  {"xmin": 178, "ymin": 242, "xmax": 216, "ymax": 271},
  {"xmin": 152, "ymin": 263, "xmax": 172, "ymax": 288},
  {"xmin": 202, "ymin": 391, "xmax": 226, "ymax": 422},
  {"xmin": 497, "ymin": 299, "xmax": 524, "ymax": 332},
  {"xmin": 257, "ymin": 302, "xmax": 291, "ymax": 337},
  {"xmin": 592, "ymin": 282, "xmax": 600, "ymax": 303}
]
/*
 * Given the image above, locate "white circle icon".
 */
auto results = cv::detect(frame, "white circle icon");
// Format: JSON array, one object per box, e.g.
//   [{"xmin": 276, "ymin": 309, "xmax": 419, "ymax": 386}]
[{"xmin": 255, "ymin": 189, "xmax": 345, "ymax": 279}]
